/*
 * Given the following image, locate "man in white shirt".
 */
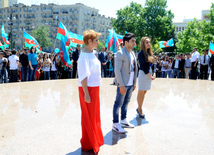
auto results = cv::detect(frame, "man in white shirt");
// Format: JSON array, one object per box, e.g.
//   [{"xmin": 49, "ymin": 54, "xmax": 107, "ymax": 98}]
[
  {"xmin": 8, "ymin": 50, "xmax": 19, "ymax": 82},
  {"xmin": 199, "ymin": 49, "xmax": 210, "ymax": 80},
  {"xmin": 112, "ymin": 33, "xmax": 138, "ymax": 133},
  {"xmin": 191, "ymin": 47, "xmax": 200, "ymax": 80}
]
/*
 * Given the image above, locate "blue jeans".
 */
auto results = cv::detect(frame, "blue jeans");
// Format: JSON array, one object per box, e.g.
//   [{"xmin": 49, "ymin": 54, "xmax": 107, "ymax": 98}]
[
  {"xmin": 172, "ymin": 69, "xmax": 179, "ymax": 78},
  {"xmin": 21, "ymin": 67, "xmax": 28, "ymax": 82},
  {"xmin": 109, "ymin": 70, "xmax": 113, "ymax": 77},
  {"xmin": 43, "ymin": 71, "xmax": 50, "ymax": 80},
  {"xmin": 113, "ymin": 85, "xmax": 133, "ymax": 123},
  {"xmin": 1, "ymin": 69, "xmax": 8, "ymax": 83},
  {"xmin": 161, "ymin": 71, "xmax": 167, "ymax": 78},
  {"xmin": 167, "ymin": 70, "xmax": 172, "ymax": 78},
  {"xmin": 29, "ymin": 65, "xmax": 37, "ymax": 81}
]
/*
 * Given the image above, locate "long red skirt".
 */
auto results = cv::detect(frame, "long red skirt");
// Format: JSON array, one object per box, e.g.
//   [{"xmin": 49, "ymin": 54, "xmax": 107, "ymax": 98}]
[{"xmin": 78, "ymin": 86, "xmax": 104, "ymax": 154}]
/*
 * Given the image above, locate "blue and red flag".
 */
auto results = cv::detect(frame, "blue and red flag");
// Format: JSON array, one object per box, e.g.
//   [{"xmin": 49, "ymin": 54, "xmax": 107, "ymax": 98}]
[
  {"xmin": 56, "ymin": 22, "xmax": 83, "ymax": 47},
  {"xmin": 209, "ymin": 42, "xmax": 214, "ymax": 57},
  {"xmin": 105, "ymin": 29, "xmax": 119, "ymax": 53},
  {"xmin": 116, "ymin": 34, "xmax": 123, "ymax": 44},
  {"xmin": 60, "ymin": 37, "xmax": 71, "ymax": 67},
  {"xmin": 1, "ymin": 24, "xmax": 10, "ymax": 48},
  {"xmin": 159, "ymin": 38, "xmax": 174, "ymax": 48},
  {"xmin": 24, "ymin": 31, "xmax": 42, "ymax": 52}
]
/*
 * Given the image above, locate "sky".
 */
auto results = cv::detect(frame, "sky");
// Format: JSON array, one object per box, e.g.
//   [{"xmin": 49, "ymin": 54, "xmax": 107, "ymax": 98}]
[{"xmin": 20, "ymin": 0, "xmax": 213, "ymax": 22}]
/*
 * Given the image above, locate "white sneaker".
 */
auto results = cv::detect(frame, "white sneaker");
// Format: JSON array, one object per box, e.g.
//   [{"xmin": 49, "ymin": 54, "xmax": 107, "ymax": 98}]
[
  {"xmin": 120, "ymin": 119, "xmax": 135, "ymax": 128},
  {"xmin": 112, "ymin": 123, "xmax": 126, "ymax": 133}
]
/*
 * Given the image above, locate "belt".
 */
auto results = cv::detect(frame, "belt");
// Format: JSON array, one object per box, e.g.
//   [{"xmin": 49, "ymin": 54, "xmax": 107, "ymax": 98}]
[
  {"xmin": 186, "ymin": 67, "xmax": 191, "ymax": 68},
  {"xmin": 201, "ymin": 64, "xmax": 208, "ymax": 66}
]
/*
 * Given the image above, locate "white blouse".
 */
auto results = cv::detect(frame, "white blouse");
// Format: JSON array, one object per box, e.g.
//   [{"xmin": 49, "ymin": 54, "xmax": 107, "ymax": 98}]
[{"xmin": 78, "ymin": 49, "xmax": 101, "ymax": 87}]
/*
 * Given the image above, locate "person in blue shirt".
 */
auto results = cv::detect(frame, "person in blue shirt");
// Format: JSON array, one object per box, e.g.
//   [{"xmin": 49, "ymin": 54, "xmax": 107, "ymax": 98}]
[{"xmin": 28, "ymin": 46, "xmax": 38, "ymax": 81}]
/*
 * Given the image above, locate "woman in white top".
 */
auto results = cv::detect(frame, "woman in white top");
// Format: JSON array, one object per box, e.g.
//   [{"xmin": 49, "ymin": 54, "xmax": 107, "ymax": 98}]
[
  {"xmin": 167, "ymin": 58, "xmax": 172, "ymax": 78},
  {"xmin": 50, "ymin": 54, "xmax": 58, "ymax": 80},
  {"xmin": 77, "ymin": 30, "xmax": 104, "ymax": 154},
  {"xmin": 161, "ymin": 56, "xmax": 168, "ymax": 78},
  {"xmin": 42, "ymin": 53, "xmax": 52, "ymax": 80}
]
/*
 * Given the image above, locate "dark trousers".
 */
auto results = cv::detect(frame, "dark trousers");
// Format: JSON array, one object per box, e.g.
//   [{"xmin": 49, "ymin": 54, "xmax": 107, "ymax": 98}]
[
  {"xmin": 200, "ymin": 65, "xmax": 208, "ymax": 80},
  {"xmin": 179, "ymin": 69, "xmax": 185, "ymax": 78},
  {"xmin": 101, "ymin": 65, "xmax": 107, "ymax": 78},
  {"xmin": 9, "ymin": 70, "xmax": 18, "ymax": 83},
  {"xmin": 72, "ymin": 63, "xmax": 77, "ymax": 78},
  {"xmin": 51, "ymin": 71, "xmax": 57, "ymax": 80},
  {"xmin": 21, "ymin": 67, "xmax": 28, "ymax": 82},
  {"xmin": 191, "ymin": 62, "xmax": 198, "ymax": 80},
  {"xmin": 211, "ymin": 65, "xmax": 214, "ymax": 81}
]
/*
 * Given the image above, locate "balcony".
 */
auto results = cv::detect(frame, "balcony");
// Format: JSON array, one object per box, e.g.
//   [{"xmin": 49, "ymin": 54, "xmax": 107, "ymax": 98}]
[
  {"xmin": 42, "ymin": 9, "xmax": 52, "ymax": 12},
  {"xmin": 25, "ymin": 16, "xmax": 35, "ymax": 19},
  {"xmin": 42, "ymin": 15, "xmax": 53, "ymax": 19},
  {"xmin": 62, "ymin": 11, "xmax": 68, "ymax": 14}
]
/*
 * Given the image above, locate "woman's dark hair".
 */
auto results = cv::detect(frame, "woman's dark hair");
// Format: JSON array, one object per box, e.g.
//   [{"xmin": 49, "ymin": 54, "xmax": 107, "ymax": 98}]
[
  {"xmin": 43, "ymin": 53, "xmax": 48, "ymax": 61},
  {"xmin": 30, "ymin": 46, "xmax": 36, "ymax": 54}
]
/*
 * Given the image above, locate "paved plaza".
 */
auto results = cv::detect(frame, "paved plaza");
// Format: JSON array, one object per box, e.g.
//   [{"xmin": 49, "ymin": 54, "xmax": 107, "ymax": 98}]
[{"xmin": 0, "ymin": 78, "xmax": 214, "ymax": 155}]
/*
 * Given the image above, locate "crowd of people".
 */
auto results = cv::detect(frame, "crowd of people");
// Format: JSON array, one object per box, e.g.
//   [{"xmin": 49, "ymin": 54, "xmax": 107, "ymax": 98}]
[{"xmin": 0, "ymin": 42, "xmax": 214, "ymax": 84}]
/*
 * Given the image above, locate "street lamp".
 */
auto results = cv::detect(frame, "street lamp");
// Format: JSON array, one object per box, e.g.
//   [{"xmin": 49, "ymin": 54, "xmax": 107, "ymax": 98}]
[{"xmin": 7, "ymin": 12, "xmax": 16, "ymax": 49}]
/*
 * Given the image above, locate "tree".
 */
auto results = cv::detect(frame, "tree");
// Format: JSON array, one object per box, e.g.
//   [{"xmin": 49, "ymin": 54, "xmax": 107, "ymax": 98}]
[
  {"xmin": 32, "ymin": 25, "xmax": 54, "ymax": 50},
  {"xmin": 111, "ymin": 0, "xmax": 175, "ymax": 51},
  {"xmin": 176, "ymin": 3, "xmax": 214, "ymax": 54},
  {"xmin": 97, "ymin": 40, "xmax": 105, "ymax": 51}
]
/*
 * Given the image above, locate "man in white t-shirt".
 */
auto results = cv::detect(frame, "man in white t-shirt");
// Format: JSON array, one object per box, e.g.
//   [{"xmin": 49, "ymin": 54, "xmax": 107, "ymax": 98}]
[
  {"xmin": 191, "ymin": 47, "xmax": 200, "ymax": 80},
  {"xmin": 112, "ymin": 33, "xmax": 138, "ymax": 133},
  {"xmin": 8, "ymin": 50, "xmax": 19, "ymax": 82}
]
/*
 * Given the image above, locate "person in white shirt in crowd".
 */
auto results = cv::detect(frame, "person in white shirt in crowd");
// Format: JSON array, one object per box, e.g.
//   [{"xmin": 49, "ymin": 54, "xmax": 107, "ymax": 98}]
[
  {"xmin": 199, "ymin": 49, "xmax": 210, "ymax": 80},
  {"xmin": 167, "ymin": 58, "xmax": 173, "ymax": 78},
  {"xmin": 50, "ymin": 54, "xmax": 58, "ymax": 80},
  {"xmin": 161, "ymin": 56, "xmax": 168, "ymax": 78},
  {"xmin": 185, "ymin": 53, "xmax": 192, "ymax": 79},
  {"xmin": 191, "ymin": 47, "xmax": 200, "ymax": 80},
  {"xmin": 8, "ymin": 50, "xmax": 19, "ymax": 82},
  {"xmin": 42, "ymin": 53, "xmax": 52, "ymax": 80}
]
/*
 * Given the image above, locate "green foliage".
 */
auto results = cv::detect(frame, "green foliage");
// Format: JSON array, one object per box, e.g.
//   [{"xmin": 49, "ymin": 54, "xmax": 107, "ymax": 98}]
[
  {"xmin": 176, "ymin": 3, "xmax": 214, "ymax": 54},
  {"xmin": 111, "ymin": 0, "xmax": 175, "ymax": 51},
  {"xmin": 32, "ymin": 25, "xmax": 54, "ymax": 50},
  {"xmin": 97, "ymin": 40, "xmax": 105, "ymax": 51}
]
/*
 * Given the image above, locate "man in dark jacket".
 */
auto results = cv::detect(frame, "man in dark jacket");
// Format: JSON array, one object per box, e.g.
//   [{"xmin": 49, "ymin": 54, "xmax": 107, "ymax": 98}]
[
  {"xmin": 172, "ymin": 55, "xmax": 181, "ymax": 78},
  {"xmin": 72, "ymin": 44, "xmax": 81, "ymax": 78},
  {"xmin": 19, "ymin": 48, "xmax": 29, "ymax": 82},
  {"xmin": 210, "ymin": 53, "xmax": 214, "ymax": 81},
  {"xmin": 98, "ymin": 47, "xmax": 108, "ymax": 77}
]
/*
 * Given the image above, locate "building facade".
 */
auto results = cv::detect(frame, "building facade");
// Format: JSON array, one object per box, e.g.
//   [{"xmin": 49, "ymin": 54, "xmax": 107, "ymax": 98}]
[
  {"xmin": 1, "ymin": 0, "xmax": 18, "ymax": 8},
  {"xmin": 0, "ymin": 3, "xmax": 113, "ymax": 50},
  {"xmin": 173, "ymin": 10, "xmax": 210, "ymax": 34}
]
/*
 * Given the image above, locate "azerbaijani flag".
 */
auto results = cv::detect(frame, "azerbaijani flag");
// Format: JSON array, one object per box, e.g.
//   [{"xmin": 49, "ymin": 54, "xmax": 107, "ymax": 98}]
[
  {"xmin": 209, "ymin": 42, "xmax": 214, "ymax": 57},
  {"xmin": 116, "ymin": 34, "xmax": 123, "ymax": 44},
  {"xmin": 68, "ymin": 31, "xmax": 84, "ymax": 47},
  {"xmin": 105, "ymin": 29, "xmax": 119, "ymax": 53},
  {"xmin": 1, "ymin": 24, "xmax": 10, "ymax": 48},
  {"xmin": 56, "ymin": 22, "xmax": 68, "ymax": 40},
  {"xmin": 0, "ymin": 41, "xmax": 5, "ymax": 50},
  {"xmin": 56, "ymin": 22, "xmax": 84, "ymax": 47},
  {"xmin": 159, "ymin": 38, "xmax": 174, "ymax": 48},
  {"xmin": 24, "ymin": 31, "xmax": 42, "ymax": 53},
  {"xmin": 60, "ymin": 37, "xmax": 71, "ymax": 67}
]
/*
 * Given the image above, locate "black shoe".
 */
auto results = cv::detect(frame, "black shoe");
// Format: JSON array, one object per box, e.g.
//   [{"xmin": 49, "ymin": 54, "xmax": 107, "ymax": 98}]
[{"xmin": 136, "ymin": 108, "xmax": 145, "ymax": 119}]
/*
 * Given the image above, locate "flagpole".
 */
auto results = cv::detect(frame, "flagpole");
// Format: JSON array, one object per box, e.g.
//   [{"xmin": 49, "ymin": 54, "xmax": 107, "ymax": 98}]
[{"xmin": 154, "ymin": 48, "xmax": 162, "ymax": 54}]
